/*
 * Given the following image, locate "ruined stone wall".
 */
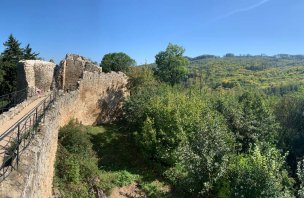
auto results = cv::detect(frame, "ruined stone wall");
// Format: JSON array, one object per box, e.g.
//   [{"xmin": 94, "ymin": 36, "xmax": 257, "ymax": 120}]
[
  {"xmin": 23, "ymin": 71, "xmax": 127, "ymax": 198},
  {"xmin": 17, "ymin": 60, "xmax": 56, "ymax": 93},
  {"xmin": 0, "ymin": 54, "xmax": 127, "ymax": 198},
  {"xmin": 58, "ymin": 54, "xmax": 102, "ymax": 92},
  {"xmin": 0, "ymin": 71, "xmax": 128, "ymax": 198}
]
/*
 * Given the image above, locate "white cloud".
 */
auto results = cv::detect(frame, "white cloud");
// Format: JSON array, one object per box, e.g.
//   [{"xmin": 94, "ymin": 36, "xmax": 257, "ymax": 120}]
[{"xmin": 218, "ymin": 0, "xmax": 271, "ymax": 19}]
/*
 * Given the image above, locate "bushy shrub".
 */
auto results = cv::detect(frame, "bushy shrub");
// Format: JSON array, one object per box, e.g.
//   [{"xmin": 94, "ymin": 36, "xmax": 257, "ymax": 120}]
[
  {"xmin": 128, "ymin": 86, "xmax": 208, "ymax": 165},
  {"xmin": 55, "ymin": 120, "xmax": 101, "ymax": 197},
  {"xmin": 58, "ymin": 120, "xmax": 93, "ymax": 157},
  {"xmin": 112, "ymin": 170, "xmax": 140, "ymax": 187},
  {"xmin": 141, "ymin": 181, "xmax": 168, "ymax": 198},
  {"xmin": 219, "ymin": 146, "xmax": 294, "ymax": 198},
  {"xmin": 165, "ymin": 108, "xmax": 234, "ymax": 195}
]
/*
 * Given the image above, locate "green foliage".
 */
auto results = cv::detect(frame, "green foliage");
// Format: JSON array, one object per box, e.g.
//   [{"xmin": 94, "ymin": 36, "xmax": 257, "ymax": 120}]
[
  {"xmin": 141, "ymin": 181, "xmax": 168, "ymax": 198},
  {"xmin": 0, "ymin": 34, "xmax": 23, "ymax": 94},
  {"xmin": 124, "ymin": 79, "xmax": 298, "ymax": 196},
  {"xmin": 215, "ymin": 91, "xmax": 279, "ymax": 152},
  {"xmin": 56, "ymin": 122, "xmax": 175, "ymax": 197},
  {"xmin": 58, "ymin": 121, "xmax": 93, "ymax": 157},
  {"xmin": 125, "ymin": 85, "xmax": 235, "ymax": 195},
  {"xmin": 155, "ymin": 43, "xmax": 188, "ymax": 85},
  {"xmin": 55, "ymin": 48, "xmax": 304, "ymax": 197},
  {"xmin": 165, "ymin": 108, "xmax": 234, "ymax": 195},
  {"xmin": 187, "ymin": 55, "xmax": 304, "ymax": 94},
  {"xmin": 0, "ymin": 61, "xmax": 17, "ymax": 94},
  {"xmin": 55, "ymin": 120, "xmax": 100, "ymax": 197},
  {"xmin": 127, "ymin": 86, "xmax": 205, "ymax": 165},
  {"xmin": 23, "ymin": 44, "xmax": 39, "ymax": 60},
  {"xmin": 112, "ymin": 170, "xmax": 140, "ymax": 187},
  {"xmin": 0, "ymin": 34, "xmax": 39, "ymax": 95},
  {"xmin": 1, "ymin": 34, "xmax": 23, "ymax": 63},
  {"xmin": 221, "ymin": 146, "xmax": 294, "ymax": 198},
  {"xmin": 100, "ymin": 52, "xmax": 136, "ymax": 73},
  {"xmin": 275, "ymin": 93, "xmax": 304, "ymax": 173},
  {"xmin": 297, "ymin": 160, "xmax": 304, "ymax": 197},
  {"xmin": 126, "ymin": 65, "xmax": 158, "ymax": 94},
  {"xmin": 60, "ymin": 154, "xmax": 81, "ymax": 183}
]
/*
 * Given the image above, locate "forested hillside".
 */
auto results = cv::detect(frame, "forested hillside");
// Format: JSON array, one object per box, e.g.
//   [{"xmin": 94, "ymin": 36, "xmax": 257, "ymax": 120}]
[
  {"xmin": 54, "ymin": 44, "xmax": 304, "ymax": 197},
  {"xmin": 186, "ymin": 54, "xmax": 304, "ymax": 95}
]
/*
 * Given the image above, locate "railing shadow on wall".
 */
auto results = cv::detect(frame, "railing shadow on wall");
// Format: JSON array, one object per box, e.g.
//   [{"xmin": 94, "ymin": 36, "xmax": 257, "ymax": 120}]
[
  {"xmin": 0, "ymin": 90, "xmax": 57, "ymax": 182},
  {"xmin": 0, "ymin": 88, "xmax": 37, "ymax": 114}
]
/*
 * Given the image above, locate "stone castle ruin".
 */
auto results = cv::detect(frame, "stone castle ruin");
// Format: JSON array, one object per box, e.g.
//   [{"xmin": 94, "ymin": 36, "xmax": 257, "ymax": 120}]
[{"xmin": 0, "ymin": 54, "xmax": 128, "ymax": 197}]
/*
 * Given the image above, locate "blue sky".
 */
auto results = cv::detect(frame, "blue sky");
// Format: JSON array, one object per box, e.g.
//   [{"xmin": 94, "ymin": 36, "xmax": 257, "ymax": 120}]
[{"xmin": 0, "ymin": 0, "xmax": 303, "ymax": 64}]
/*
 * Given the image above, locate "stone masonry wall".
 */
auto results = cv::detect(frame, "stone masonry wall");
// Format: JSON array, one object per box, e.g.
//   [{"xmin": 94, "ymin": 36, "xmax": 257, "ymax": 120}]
[
  {"xmin": 17, "ymin": 60, "xmax": 56, "ymax": 94},
  {"xmin": 0, "ymin": 71, "xmax": 128, "ymax": 198},
  {"xmin": 21, "ymin": 71, "xmax": 127, "ymax": 198},
  {"xmin": 0, "ymin": 54, "xmax": 127, "ymax": 198},
  {"xmin": 58, "ymin": 54, "xmax": 102, "ymax": 92}
]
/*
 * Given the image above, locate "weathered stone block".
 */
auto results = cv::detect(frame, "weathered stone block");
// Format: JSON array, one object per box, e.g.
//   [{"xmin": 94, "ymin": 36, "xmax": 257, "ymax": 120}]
[
  {"xmin": 17, "ymin": 60, "xmax": 56, "ymax": 95},
  {"xmin": 56, "ymin": 54, "xmax": 102, "ymax": 91}
]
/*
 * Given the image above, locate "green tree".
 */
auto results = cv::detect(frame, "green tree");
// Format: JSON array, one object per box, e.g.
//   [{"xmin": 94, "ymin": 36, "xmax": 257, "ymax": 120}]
[
  {"xmin": 216, "ymin": 91, "xmax": 279, "ymax": 152},
  {"xmin": 100, "ymin": 52, "xmax": 136, "ymax": 73},
  {"xmin": 297, "ymin": 159, "xmax": 304, "ymax": 197},
  {"xmin": 220, "ymin": 146, "xmax": 294, "ymax": 198},
  {"xmin": 275, "ymin": 94, "xmax": 304, "ymax": 172},
  {"xmin": 0, "ymin": 35, "xmax": 24, "ymax": 94},
  {"xmin": 126, "ymin": 65, "xmax": 158, "ymax": 94},
  {"xmin": 23, "ymin": 44, "xmax": 39, "ymax": 60},
  {"xmin": 165, "ymin": 108, "xmax": 234, "ymax": 196},
  {"xmin": 0, "ymin": 34, "xmax": 40, "ymax": 94},
  {"xmin": 1, "ymin": 34, "xmax": 23, "ymax": 63},
  {"xmin": 154, "ymin": 43, "xmax": 188, "ymax": 85}
]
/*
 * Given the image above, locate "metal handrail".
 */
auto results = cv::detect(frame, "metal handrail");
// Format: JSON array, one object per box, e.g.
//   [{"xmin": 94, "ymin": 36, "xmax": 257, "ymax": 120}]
[
  {"xmin": 0, "ymin": 88, "xmax": 35, "ymax": 114},
  {"xmin": 0, "ymin": 90, "xmax": 58, "ymax": 181},
  {"xmin": 0, "ymin": 93, "xmax": 51, "ymax": 140}
]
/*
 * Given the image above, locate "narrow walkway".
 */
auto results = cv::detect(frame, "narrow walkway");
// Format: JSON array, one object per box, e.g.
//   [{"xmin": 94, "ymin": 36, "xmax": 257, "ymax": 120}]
[{"xmin": 0, "ymin": 96, "xmax": 47, "ymax": 135}]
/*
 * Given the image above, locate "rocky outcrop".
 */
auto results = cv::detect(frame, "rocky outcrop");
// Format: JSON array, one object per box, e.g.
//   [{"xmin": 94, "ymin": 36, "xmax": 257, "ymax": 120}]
[{"xmin": 17, "ymin": 60, "xmax": 56, "ymax": 94}]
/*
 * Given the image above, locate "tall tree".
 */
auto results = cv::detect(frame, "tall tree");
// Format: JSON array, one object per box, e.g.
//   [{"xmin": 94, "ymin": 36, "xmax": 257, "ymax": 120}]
[
  {"xmin": 0, "ymin": 34, "xmax": 24, "ymax": 94},
  {"xmin": 23, "ymin": 44, "xmax": 39, "ymax": 60},
  {"xmin": 0, "ymin": 35, "xmax": 40, "ymax": 94},
  {"xmin": 100, "ymin": 52, "xmax": 136, "ymax": 73},
  {"xmin": 155, "ymin": 43, "xmax": 188, "ymax": 85},
  {"xmin": 1, "ymin": 34, "xmax": 23, "ymax": 63}
]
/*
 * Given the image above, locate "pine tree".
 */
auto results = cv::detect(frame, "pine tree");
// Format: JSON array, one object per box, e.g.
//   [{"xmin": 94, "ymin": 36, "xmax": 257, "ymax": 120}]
[
  {"xmin": 23, "ymin": 44, "xmax": 39, "ymax": 60},
  {"xmin": 0, "ymin": 34, "xmax": 23, "ymax": 94},
  {"xmin": 1, "ymin": 34, "xmax": 23, "ymax": 63}
]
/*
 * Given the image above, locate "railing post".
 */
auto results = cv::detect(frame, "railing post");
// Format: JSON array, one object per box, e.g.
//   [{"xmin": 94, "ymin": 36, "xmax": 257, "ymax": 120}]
[
  {"xmin": 35, "ymin": 107, "xmax": 38, "ymax": 127},
  {"xmin": 16, "ymin": 124, "xmax": 20, "ymax": 169},
  {"xmin": 43, "ymin": 100, "xmax": 46, "ymax": 123}
]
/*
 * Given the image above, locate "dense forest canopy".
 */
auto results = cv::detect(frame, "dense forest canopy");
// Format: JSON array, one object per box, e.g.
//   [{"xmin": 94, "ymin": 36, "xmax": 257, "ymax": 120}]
[{"xmin": 55, "ymin": 43, "xmax": 304, "ymax": 197}]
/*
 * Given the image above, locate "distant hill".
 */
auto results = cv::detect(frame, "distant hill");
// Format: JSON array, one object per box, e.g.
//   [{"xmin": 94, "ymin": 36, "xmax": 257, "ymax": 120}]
[
  {"xmin": 185, "ymin": 54, "xmax": 304, "ymax": 95},
  {"xmin": 136, "ymin": 54, "xmax": 304, "ymax": 96}
]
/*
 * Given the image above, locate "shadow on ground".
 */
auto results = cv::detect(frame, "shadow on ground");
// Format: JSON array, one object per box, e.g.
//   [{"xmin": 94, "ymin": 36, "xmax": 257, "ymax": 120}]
[{"xmin": 90, "ymin": 124, "xmax": 159, "ymax": 182}]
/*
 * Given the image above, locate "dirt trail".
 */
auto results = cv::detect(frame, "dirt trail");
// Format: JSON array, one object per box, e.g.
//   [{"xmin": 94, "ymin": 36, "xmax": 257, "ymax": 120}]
[{"xmin": 0, "ymin": 96, "xmax": 47, "ymax": 135}]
